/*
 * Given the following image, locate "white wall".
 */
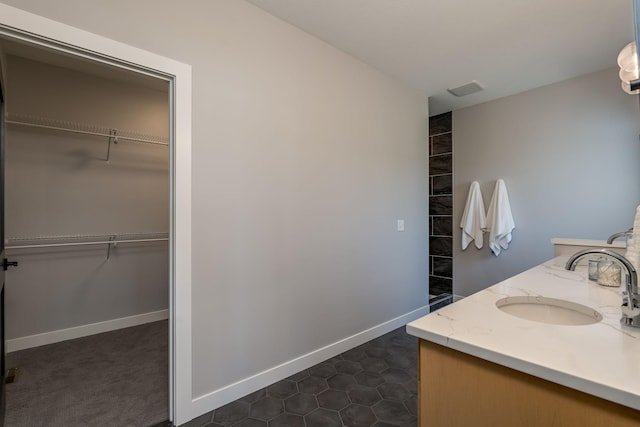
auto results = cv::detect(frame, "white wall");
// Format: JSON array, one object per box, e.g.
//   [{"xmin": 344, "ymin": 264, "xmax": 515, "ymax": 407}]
[
  {"xmin": 0, "ymin": 0, "xmax": 430, "ymax": 417},
  {"xmin": 4, "ymin": 56, "xmax": 170, "ymax": 346},
  {"xmin": 453, "ymin": 67, "xmax": 640, "ymax": 296}
]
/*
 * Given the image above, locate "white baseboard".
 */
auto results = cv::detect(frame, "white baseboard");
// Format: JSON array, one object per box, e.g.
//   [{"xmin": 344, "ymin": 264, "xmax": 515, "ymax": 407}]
[
  {"xmin": 7, "ymin": 309, "xmax": 169, "ymax": 353},
  {"xmin": 190, "ymin": 305, "xmax": 429, "ymax": 420}
]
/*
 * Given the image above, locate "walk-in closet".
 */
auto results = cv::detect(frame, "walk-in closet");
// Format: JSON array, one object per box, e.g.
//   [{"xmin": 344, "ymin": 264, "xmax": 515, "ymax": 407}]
[{"xmin": 0, "ymin": 40, "xmax": 170, "ymax": 426}]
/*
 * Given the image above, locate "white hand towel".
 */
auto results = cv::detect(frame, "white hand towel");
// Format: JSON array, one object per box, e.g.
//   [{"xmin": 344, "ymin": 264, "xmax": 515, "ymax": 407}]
[
  {"xmin": 460, "ymin": 181, "xmax": 486, "ymax": 250},
  {"xmin": 485, "ymin": 179, "xmax": 515, "ymax": 256},
  {"xmin": 625, "ymin": 205, "xmax": 640, "ymax": 271}
]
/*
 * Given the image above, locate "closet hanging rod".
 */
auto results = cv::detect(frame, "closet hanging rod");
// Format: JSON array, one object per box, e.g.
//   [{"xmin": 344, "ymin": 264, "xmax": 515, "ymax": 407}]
[
  {"xmin": 5, "ymin": 120, "xmax": 169, "ymax": 146},
  {"xmin": 7, "ymin": 237, "xmax": 168, "ymax": 250},
  {"xmin": 7, "ymin": 231, "xmax": 168, "ymax": 242},
  {"xmin": 5, "ymin": 113, "xmax": 169, "ymax": 146}
]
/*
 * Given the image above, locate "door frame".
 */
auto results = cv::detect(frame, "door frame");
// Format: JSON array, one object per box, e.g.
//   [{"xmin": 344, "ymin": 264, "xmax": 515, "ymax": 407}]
[
  {"xmin": 0, "ymin": 52, "xmax": 6, "ymax": 427},
  {"xmin": 0, "ymin": 4, "xmax": 193, "ymax": 425}
]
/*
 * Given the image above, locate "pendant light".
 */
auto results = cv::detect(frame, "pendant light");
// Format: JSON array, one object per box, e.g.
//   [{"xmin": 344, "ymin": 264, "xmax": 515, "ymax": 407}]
[{"xmin": 618, "ymin": 0, "xmax": 640, "ymax": 94}]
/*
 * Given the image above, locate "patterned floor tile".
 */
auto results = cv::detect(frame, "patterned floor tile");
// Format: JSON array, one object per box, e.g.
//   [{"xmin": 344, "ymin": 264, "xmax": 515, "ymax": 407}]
[{"xmin": 187, "ymin": 327, "xmax": 418, "ymax": 427}]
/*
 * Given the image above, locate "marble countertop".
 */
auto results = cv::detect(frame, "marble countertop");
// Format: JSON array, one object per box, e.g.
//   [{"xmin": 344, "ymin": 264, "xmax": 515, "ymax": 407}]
[{"xmin": 406, "ymin": 257, "xmax": 640, "ymax": 411}]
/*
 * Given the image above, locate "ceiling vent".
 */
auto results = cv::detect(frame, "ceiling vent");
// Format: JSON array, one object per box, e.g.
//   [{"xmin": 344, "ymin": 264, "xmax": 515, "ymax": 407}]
[{"xmin": 447, "ymin": 80, "xmax": 485, "ymax": 97}]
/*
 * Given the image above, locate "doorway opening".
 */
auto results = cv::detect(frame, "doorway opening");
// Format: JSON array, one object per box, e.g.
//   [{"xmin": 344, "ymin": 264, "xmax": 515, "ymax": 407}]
[
  {"xmin": 2, "ymin": 39, "xmax": 171, "ymax": 425},
  {"xmin": 0, "ymin": 7, "xmax": 193, "ymax": 424},
  {"xmin": 0, "ymin": 15, "xmax": 190, "ymax": 420}
]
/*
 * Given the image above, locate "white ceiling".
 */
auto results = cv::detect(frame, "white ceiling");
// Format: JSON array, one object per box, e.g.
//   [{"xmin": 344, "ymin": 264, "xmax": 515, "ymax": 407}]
[{"xmin": 246, "ymin": 0, "xmax": 635, "ymax": 115}]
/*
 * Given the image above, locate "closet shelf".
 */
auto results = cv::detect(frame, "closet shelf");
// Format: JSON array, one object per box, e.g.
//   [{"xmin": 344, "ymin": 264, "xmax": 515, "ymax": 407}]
[
  {"xmin": 6, "ymin": 232, "xmax": 168, "ymax": 259},
  {"xmin": 5, "ymin": 113, "xmax": 169, "ymax": 147}
]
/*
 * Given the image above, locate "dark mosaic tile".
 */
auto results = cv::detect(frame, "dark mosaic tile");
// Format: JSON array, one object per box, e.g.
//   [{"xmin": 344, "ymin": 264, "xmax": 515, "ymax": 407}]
[
  {"xmin": 341, "ymin": 348, "xmax": 368, "ymax": 362},
  {"xmin": 429, "ymin": 294, "xmax": 450, "ymax": 304},
  {"xmin": 299, "ymin": 376, "xmax": 329, "ymax": 394},
  {"xmin": 377, "ymin": 383, "xmax": 411, "ymax": 402},
  {"xmin": 429, "ymin": 294, "xmax": 453, "ymax": 311},
  {"xmin": 239, "ymin": 388, "xmax": 267, "ymax": 404},
  {"xmin": 432, "ymin": 256, "xmax": 452, "ymax": 278},
  {"xmin": 200, "ymin": 423, "xmax": 225, "ymax": 427},
  {"xmin": 432, "ymin": 173, "xmax": 452, "ymax": 195},
  {"xmin": 284, "ymin": 392, "xmax": 318, "ymax": 415},
  {"xmin": 404, "ymin": 379, "xmax": 418, "ymax": 395},
  {"xmin": 268, "ymin": 413, "xmax": 304, "ymax": 427},
  {"xmin": 326, "ymin": 355, "xmax": 344, "ymax": 364},
  {"xmin": 354, "ymin": 371, "xmax": 384, "ymax": 388},
  {"xmin": 381, "ymin": 368, "xmax": 412, "ymax": 385},
  {"xmin": 309, "ymin": 362, "xmax": 337, "ymax": 379},
  {"xmin": 369, "ymin": 336, "xmax": 392, "ymax": 348},
  {"xmin": 372, "ymin": 400, "xmax": 415, "ymax": 425},
  {"xmin": 317, "ymin": 389, "xmax": 350, "ymax": 411},
  {"xmin": 372, "ymin": 423, "xmax": 399, "ymax": 427},
  {"xmin": 212, "ymin": 401, "xmax": 250, "ymax": 425},
  {"xmin": 364, "ymin": 347, "xmax": 388, "ymax": 359},
  {"xmin": 388, "ymin": 333, "xmax": 415, "ymax": 348},
  {"xmin": 429, "ymin": 196, "xmax": 452, "ymax": 216},
  {"xmin": 405, "ymin": 395, "xmax": 418, "ymax": 417},
  {"xmin": 267, "ymin": 380, "xmax": 297, "ymax": 399},
  {"xmin": 431, "ymin": 216, "xmax": 452, "ymax": 236},
  {"xmin": 304, "ymin": 408, "xmax": 342, "ymax": 427},
  {"xmin": 429, "ymin": 112, "xmax": 452, "ymax": 135},
  {"xmin": 200, "ymin": 328, "xmax": 420, "ymax": 427},
  {"xmin": 429, "ymin": 153, "xmax": 452, "ymax": 175},
  {"xmin": 235, "ymin": 419, "xmax": 266, "ymax": 427},
  {"xmin": 348, "ymin": 386, "xmax": 381, "ymax": 406},
  {"xmin": 180, "ymin": 411, "xmax": 213, "ymax": 427},
  {"xmin": 340, "ymin": 404, "xmax": 377, "ymax": 427},
  {"xmin": 429, "ymin": 276, "xmax": 452, "ymax": 296},
  {"xmin": 384, "ymin": 351, "xmax": 412, "ymax": 370},
  {"xmin": 429, "ymin": 236, "xmax": 452, "ymax": 257},
  {"xmin": 327, "ymin": 373, "xmax": 358, "ymax": 391},
  {"xmin": 286, "ymin": 370, "xmax": 309, "ymax": 382},
  {"xmin": 432, "ymin": 132, "xmax": 452, "ymax": 155},
  {"xmin": 360, "ymin": 357, "xmax": 388, "ymax": 373},
  {"xmin": 250, "ymin": 397, "xmax": 284, "ymax": 421},
  {"xmin": 334, "ymin": 359, "xmax": 362, "ymax": 375}
]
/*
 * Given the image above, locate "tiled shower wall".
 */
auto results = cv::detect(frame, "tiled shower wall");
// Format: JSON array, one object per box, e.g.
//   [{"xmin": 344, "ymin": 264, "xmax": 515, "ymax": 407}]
[{"xmin": 428, "ymin": 112, "xmax": 453, "ymax": 296}]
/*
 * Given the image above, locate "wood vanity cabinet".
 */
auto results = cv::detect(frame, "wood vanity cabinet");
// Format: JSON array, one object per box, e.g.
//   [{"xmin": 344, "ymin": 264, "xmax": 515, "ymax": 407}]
[{"xmin": 418, "ymin": 340, "xmax": 640, "ymax": 427}]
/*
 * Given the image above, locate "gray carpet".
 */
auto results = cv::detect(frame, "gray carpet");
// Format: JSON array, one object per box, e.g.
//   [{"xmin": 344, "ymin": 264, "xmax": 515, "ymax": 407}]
[{"xmin": 5, "ymin": 320, "xmax": 169, "ymax": 427}]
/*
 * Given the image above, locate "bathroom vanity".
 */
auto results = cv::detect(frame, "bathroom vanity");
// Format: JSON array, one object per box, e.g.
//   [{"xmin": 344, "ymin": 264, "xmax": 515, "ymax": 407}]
[{"xmin": 407, "ymin": 257, "xmax": 640, "ymax": 426}]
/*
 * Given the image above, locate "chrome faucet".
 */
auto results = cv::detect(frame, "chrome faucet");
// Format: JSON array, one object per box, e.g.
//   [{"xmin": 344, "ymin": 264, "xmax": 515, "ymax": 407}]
[
  {"xmin": 565, "ymin": 249, "xmax": 640, "ymax": 328},
  {"xmin": 606, "ymin": 228, "xmax": 633, "ymax": 244}
]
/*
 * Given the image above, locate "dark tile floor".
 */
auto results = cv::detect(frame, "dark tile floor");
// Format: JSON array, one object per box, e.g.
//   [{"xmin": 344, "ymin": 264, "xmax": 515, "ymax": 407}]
[{"xmin": 180, "ymin": 327, "xmax": 419, "ymax": 427}]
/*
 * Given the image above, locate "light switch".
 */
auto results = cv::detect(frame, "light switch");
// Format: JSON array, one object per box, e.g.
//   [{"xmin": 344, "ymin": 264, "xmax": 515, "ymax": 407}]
[{"xmin": 397, "ymin": 219, "xmax": 405, "ymax": 232}]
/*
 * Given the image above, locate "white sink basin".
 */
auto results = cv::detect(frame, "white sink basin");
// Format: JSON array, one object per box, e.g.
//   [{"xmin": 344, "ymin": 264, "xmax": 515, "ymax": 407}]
[{"xmin": 496, "ymin": 296, "xmax": 602, "ymax": 325}]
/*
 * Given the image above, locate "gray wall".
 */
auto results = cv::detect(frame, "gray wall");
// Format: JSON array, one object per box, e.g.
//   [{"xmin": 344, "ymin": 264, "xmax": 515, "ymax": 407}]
[
  {"xmin": 4, "ymin": 56, "xmax": 169, "ymax": 341},
  {"xmin": 453, "ymin": 67, "xmax": 640, "ymax": 296},
  {"xmin": 0, "ymin": 0, "xmax": 430, "ymax": 404}
]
